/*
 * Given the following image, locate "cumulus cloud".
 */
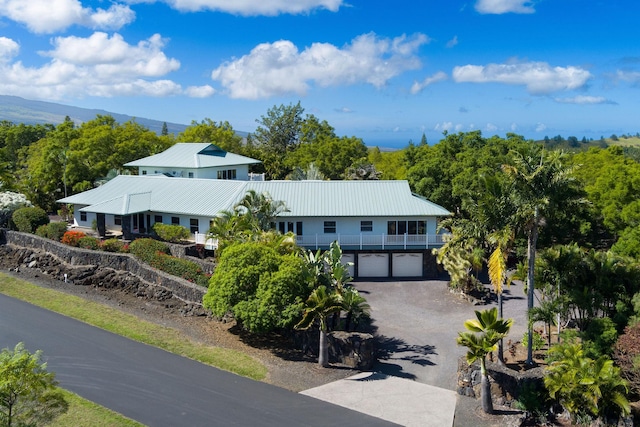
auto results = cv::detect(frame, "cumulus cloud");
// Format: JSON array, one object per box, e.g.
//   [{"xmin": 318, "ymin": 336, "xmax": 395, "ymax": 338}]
[
  {"xmin": 185, "ymin": 85, "xmax": 216, "ymax": 97},
  {"xmin": 446, "ymin": 36, "xmax": 458, "ymax": 48},
  {"xmin": 475, "ymin": 0, "xmax": 535, "ymax": 14},
  {"xmin": 452, "ymin": 60, "xmax": 592, "ymax": 94},
  {"xmin": 125, "ymin": 0, "xmax": 343, "ymax": 15},
  {"xmin": 554, "ymin": 95, "xmax": 615, "ymax": 105},
  {"xmin": 410, "ymin": 71, "xmax": 448, "ymax": 94},
  {"xmin": 485, "ymin": 123, "xmax": 498, "ymax": 132},
  {"xmin": 615, "ymin": 70, "xmax": 640, "ymax": 86},
  {"xmin": 0, "ymin": 0, "xmax": 135, "ymax": 33},
  {"xmin": 434, "ymin": 122, "xmax": 454, "ymax": 132},
  {"xmin": 0, "ymin": 32, "xmax": 199, "ymax": 99},
  {"xmin": 211, "ymin": 32, "xmax": 429, "ymax": 99},
  {"xmin": 0, "ymin": 37, "xmax": 19, "ymax": 62},
  {"xmin": 535, "ymin": 123, "xmax": 547, "ymax": 132}
]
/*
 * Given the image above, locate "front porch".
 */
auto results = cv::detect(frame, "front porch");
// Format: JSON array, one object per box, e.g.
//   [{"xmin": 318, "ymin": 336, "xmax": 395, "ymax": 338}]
[{"xmin": 295, "ymin": 233, "xmax": 448, "ymax": 250}]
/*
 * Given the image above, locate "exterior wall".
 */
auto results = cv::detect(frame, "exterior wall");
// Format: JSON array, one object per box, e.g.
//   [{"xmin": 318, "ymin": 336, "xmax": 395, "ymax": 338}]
[{"xmin": 138, "ymin": 165, "xmax": 250, "ymax": 180}]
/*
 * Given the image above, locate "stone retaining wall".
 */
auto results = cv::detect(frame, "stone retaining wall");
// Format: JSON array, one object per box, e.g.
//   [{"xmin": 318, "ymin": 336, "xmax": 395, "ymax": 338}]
[{"xmin": 2, "ymin": 230, "xmax": 207, "ymax": 310}]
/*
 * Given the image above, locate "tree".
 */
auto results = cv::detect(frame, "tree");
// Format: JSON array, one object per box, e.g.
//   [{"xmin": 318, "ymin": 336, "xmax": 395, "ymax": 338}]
[
  {"xmin": 487, "ymin": 227, "xmax": 513, "ymax": 363},
  {"xmin": 503, "ymin": 145, "xmax": 580, "ymax": 365},
  {"xmin": 234, "ymin": 190, "xmax": 289, "ymax": 232},
  {"xmin": 252, "ymin": 102, "xmax": 305, "ymax": 179},
  {"xmin": 177, "ymin": 119, "xmax": 244, "ymax": 154},
  {"xmin": 294, "ymin": 286, "xmax": 343, "ymax": 367},
  {"xmin": 0, "ymin": 343, "xmax": 68, "ymax": 427},
  {"xmin": 457, "ymin": 308, "xmax": 513, "ymax": 414}
]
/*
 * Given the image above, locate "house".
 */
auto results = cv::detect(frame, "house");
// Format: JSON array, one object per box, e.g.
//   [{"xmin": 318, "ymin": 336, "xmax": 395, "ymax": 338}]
[
  {"xmin": 124, "ymin": 142, "xmax": 263, "ymax": 180},
  {"xmin": 58, "ymin": 143, "xmax": 451, "ymax": 279}
]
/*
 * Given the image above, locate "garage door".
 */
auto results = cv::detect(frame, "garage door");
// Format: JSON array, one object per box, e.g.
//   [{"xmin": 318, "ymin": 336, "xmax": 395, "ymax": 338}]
[
  {"xmin": 341, "ymin": 254, "xmax": 355, "ymax": 278},
  {"xmin": 357, "ymin": 253, "xmax": 389, "ymax": 277},
  {"xmin": 392, "ymin": 253, "xmax": 423, "ymax": 277}
]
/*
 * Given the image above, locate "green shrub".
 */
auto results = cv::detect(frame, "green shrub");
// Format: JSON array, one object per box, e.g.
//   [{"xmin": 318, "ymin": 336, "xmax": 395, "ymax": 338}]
[
  {"xmin": 12, "ymin": 206, "xmax": 49, "ymax": 233},
  {"xmin": 522, "ymin": 331, "xmax": 546, "ymax": 352},
  {"xmin": 149, "ymin": 252, "xmax": 205, "ymax": 284},
  {"xmin": 152, "ymin": 223, "xmax": 191, "ymax": 243},
  {"xmin": 101, "ymin": 238, "xmax": 126, "ymax": 253},
  {"xmin": 78, "ymin": 236, "xmax": 100, "ymax": 250},
  {"xmin": 129, "ymin": 238, "xmax": 170, "ymax": 263},
  {"xmin": 583, "ymin": 317, "xmax": 619, "ymax": 358},
  {"xmin": 36, "ymin": 222, "xmax": 69, "ymax": 241}
]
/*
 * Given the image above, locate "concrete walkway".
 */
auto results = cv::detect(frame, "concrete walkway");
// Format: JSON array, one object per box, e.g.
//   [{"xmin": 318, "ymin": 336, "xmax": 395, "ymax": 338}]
[{"xmin": 301, "ymin": 372, "xmax": 456, "ymax": 427}]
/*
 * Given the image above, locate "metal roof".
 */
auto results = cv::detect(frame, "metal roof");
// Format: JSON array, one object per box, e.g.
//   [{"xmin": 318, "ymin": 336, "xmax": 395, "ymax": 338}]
[
  {"xmin": 59, "ymin": 176, "xmax": 451, "ymax": 218},
  {"xmin": 124, "ymin": 143, "xmax": 261, "ymax": 168}
]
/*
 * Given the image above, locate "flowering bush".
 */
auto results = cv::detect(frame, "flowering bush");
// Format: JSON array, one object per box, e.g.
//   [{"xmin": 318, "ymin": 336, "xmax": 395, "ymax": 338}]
[
  {"xmin": 0, "ymin": 191, "xmax": 32, "ymax": 228},
  {"xmin": 61, "ymin": 230, "xmax": 86, "ymax": 247}
]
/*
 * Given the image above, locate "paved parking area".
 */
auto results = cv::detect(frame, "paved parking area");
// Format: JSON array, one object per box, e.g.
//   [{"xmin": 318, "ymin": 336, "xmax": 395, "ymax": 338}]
[{"xmin": 354, "ymin": 279, "xmax": 529, "ymax": 390}]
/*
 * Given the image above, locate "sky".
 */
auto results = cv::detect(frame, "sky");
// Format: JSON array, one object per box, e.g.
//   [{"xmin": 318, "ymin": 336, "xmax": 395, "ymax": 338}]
[{"xmin": 0, "ymin": 0, "xmax": 639, "ymax": 148}]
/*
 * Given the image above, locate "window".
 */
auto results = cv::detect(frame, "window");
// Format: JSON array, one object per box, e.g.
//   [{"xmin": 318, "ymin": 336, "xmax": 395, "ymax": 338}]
[
  {"xmin": 142, "ymin": 170, "xmax": 147, "ymax": 175},
  {"xmin": 114, "ymin": 215, "xmax": 122, "ymax": 226},
  {"xmin": 296, "ymin": 222, "xmax": 303, "ymax": 236},
  {"xmin": 171, "ymin": 216, "xmax": 180, "ymax": 225},
  {"xmin": 80, "ymin": 211, "xmax": 87, "ymax": 222},
  {"xmin": 190, "ymin": 218, "xmax": 198, "ymax": 234},
  {"xmin": 188, "ymin": 172, "xmax": 194, "ymax": 178},
  {"xmin": 324, "ymin": 221, "xmax": 336, "ymax": 233},
  {"xmin": 217, "ymin": 169, "xmax": 237, "ymax": 180},
  {"xmin": 278, "ymin": 222, "xmax": 285, "ymax": 234},
  {"xmin": 387, "ymin": 220, "xmax": 427, "ymax": 235},
  {"xmin": 360, "ymin": 220, "xmax": 373, "ymax": 232},
  {"xmin": 154, "ymin": 215, "xmax": 163, "ymax": 223}
]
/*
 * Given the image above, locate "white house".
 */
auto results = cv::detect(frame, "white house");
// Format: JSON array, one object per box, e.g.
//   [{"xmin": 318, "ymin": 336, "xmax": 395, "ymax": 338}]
[
  {"xmin": 58, "ymin": 143, "xmax": 452, "ymax": 278},
  {"xmin": 124, "ymin": 142, "xmax": 262, "ymax": 180}
]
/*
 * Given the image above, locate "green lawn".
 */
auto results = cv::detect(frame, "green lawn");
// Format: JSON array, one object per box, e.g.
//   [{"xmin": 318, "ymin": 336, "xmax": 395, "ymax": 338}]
[
  {"xmin": 54, "ymin": 390, "xmax": 144, "ymax": 427},
  {"xmin": 0, "ymin": 272, "xmax": 268, "ymax": 426}
]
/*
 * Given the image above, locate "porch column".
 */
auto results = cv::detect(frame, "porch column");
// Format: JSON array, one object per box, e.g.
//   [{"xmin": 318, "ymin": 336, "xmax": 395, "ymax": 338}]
[
  {"xmin": 122, "ymin": 214, "xmax": 132, "ymax": 240},
  {"xmin": 96, "ymin": 213, "xmax": 106, "ymax": 238}
]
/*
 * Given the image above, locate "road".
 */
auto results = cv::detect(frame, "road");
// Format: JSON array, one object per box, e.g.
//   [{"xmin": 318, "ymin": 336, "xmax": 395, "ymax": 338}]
[{"xmin": 0, "ymin": 293, "xmax": 396, "ymax": 427}]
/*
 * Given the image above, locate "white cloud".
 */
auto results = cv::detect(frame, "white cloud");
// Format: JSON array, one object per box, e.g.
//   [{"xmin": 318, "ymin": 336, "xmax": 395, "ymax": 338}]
[
  {"xmin": 125, "ymin": 0, "xmax": 343, "ymax": 15},
  {"xmin": 410, "ymin": 71, "xmax": 448, "ymax": 94},
  {"xmin": 446, "ymin": 36, "xmax": 458, "ymax": 48},
  {"xmin": 335, "ymin": 107, "xmax": 353, "ymax": 113},
  {"xmin": 0, "ymin": 32, "xmax": 188, "ymax": 99},
  {"xmin": 211, "ymin": 32, "xmax": 429, "ymax": 99},
  {"xmin": 452, "ymin": 60, "xmax": 592, "ymax": 94},
  {"xmin": 475, "ymin": 0, "xmax": 535, "ymax": 14},
  {"xmin": 485, "ymin": 123, "xmax": 498, "ymax": 132},
  {"xmin": 615, "ymin": 70, "xmax": 640, "ymax": 85},
  {"xmin": 0, "ymin": 37, "xmax": 19, "ymax": 62},
  {"xmin": 434, "ymin": 122, "xmax": 453, "ymax": 132},
  {"xmin": 185, "ymin": 85, "xmax": 216, "ymax": 97},
  {"xmin": 554, "ymin": 95, "xmax": 614, "ymax": 105},
  {"xmin": 0, "ymin": 0, "xmax": 135, "ymax": 33},
  {"xmin": 535, "ymin": 123, "xmax": 547, "ymax": 132}
]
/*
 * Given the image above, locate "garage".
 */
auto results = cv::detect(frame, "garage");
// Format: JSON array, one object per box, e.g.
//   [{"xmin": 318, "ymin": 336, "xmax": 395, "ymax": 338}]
[
  {"xmin": 357, "ymin": 253, "xmax": 389, "ymax": 278},
  {"xmin": 341, "ymin": 253, "xmax": 355, "ymax": 278},
  {"xmin": 392, "ymin": 253, "xmax": 423, "ymax": 277}
]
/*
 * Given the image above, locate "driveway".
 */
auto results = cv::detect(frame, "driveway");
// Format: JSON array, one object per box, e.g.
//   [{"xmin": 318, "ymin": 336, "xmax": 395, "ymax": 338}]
[{"xmin": 354, "ymin": 279, "xmax": 529, "ymax": 390}]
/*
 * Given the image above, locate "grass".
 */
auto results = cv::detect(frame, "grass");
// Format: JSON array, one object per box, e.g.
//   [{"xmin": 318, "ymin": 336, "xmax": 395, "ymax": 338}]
[
  {"xmin": 0, "ymin": 272, "xmax": 267, "ymax": 381},
  {"xmin": 53, "ymin": 389, "xmax": 144, "ymax": 427}
]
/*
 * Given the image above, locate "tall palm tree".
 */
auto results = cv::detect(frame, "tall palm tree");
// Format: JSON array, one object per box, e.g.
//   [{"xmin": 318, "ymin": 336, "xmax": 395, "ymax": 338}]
[
  {"xmin": 457, "ymin": 307, "xmax": 513, "ymax": 414},
  {"xmin": 294, "ymin": 286, "xmax": 343, "ymax": 367},
  {"xmin": 234, "ymin": 189, "xmax": 289, "ymax": 232},
  {"xmin": 502, "ymin": 146, "xmax": 579, "ymax": 365},
  {"xmin": 487, "ymin": 227, "xmax": 513, "ymax": 363}
]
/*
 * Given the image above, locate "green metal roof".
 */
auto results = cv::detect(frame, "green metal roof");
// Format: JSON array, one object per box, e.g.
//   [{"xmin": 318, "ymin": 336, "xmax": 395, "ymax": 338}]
[
  {"xmin": 59, "ymin": 176, "xmax": 451, "ymax": 218},
  {"xmin": 124, "ymin": 143, "xmax": 261, "ymax": 168}
]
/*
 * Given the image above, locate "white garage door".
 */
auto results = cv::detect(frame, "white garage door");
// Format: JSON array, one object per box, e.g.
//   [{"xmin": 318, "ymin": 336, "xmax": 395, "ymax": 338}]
[
  {"xmin": 342, "ymin": 253, "xmax": 355, "ymax": 278},
  {"xmin": 358, "ymin": 253, "xmax": 389, "ymax": 277},
  {"xmin": 392, "ymin": 253, "xmax": 423, "ymax": 277}
]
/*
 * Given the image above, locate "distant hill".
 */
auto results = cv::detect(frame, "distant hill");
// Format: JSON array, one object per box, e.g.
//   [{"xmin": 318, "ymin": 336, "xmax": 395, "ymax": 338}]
[{"xmin": 0, "ymin": 95, "xmax": 189, "ymax": 135}]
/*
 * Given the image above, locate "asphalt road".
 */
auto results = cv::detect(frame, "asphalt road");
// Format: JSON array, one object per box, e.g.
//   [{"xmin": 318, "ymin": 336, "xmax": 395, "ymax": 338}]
[{"xmin": 0, "ymin": 294, "xmax": 397, "ymax": 427}]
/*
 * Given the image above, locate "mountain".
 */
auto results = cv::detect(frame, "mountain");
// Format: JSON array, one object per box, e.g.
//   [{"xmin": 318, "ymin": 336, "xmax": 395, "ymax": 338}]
[{"xmin": 0, "ymin": 95, "xmax": 188, "ymax": 135}]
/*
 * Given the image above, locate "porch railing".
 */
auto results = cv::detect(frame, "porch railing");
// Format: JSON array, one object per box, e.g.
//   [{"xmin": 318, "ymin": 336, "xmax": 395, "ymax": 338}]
[
  {"xmin": 295, "ymin": 233, "xmax": 448, "ymax": 250},
  {"xmin": 194, "ymin": 232, "xmax": 218, "ymax": 250}
]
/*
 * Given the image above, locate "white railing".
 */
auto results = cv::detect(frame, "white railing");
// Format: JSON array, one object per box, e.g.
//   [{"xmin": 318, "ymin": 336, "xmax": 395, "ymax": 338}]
[
  {"xmin": 194, "ymin": 232, "xmax": 218, "ymax": 250},
  {"xmin": 295, "ymin": 233, "xmax": 449, "ymax": 250}
]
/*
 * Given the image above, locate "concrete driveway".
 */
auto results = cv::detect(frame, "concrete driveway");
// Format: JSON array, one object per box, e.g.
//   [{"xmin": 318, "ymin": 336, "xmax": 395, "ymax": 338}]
[{"xmin": 354, "ymin": 279, "xmax": 529, "ymax": 391}]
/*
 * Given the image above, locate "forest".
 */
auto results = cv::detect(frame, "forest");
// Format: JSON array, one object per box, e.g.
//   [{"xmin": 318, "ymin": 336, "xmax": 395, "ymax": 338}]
[{"xmin": 3, "ymin": 101, "xmax": 640, "ymax": 423}]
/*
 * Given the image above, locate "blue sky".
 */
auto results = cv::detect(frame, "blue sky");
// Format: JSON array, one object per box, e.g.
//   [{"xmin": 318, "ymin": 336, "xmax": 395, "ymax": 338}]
[{"xmin": 0, "ymin": 0, "xmax": 639, "ymax": 148}]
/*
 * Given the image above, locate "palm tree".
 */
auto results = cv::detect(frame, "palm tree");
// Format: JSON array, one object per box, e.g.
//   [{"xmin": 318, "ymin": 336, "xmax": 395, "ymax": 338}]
[
  {"xmin": 341, "ymin": 287, "xmax": 371, "ymax": 331},
  {"xmin": 294, "ymin": 286, "xmax": 343, "ymax": 367},
  {"xmin": 234, "ymin": 189, "xmax": 289, "ymax": 232},
  {"xmin": 487, "ymin": 227, "xmax": 513, "ymax": 363},
  {"xmin": 502, "ymin": 146, "xmax": 579, "ymax": 365},
  {"xmin": 457, "ymin": 307, "xmax": 513, "ymax": 414}
]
